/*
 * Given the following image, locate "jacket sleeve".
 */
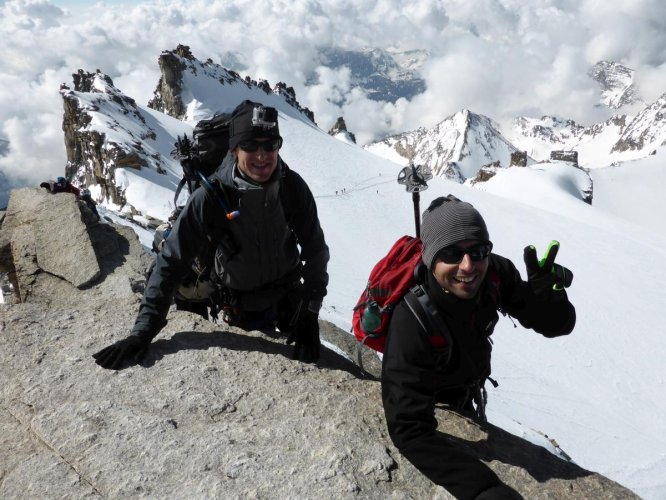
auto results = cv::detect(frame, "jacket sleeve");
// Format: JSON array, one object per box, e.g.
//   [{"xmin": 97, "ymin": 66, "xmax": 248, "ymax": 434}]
[
  {"xmin": 284, "ymin": 169, "xmax": 329, "ymax": 302},
  {"xmin": 131, "ymin": 188, "xmax": 216, "ymax": 340},
  {"xmin": 381, "ymin": 302, "xmax": 506, "ymax": 499},
  {"xmin": 492, "ymin": 255, "xmax": 576, "ymax": 338}
]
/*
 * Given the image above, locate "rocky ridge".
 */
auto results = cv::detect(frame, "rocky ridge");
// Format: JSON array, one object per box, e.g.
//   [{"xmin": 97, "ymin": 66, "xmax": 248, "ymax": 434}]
[
  {"xmin": 328, "ymin": 116, "xmax": 357, "ymax": 144},
  {"xmin": 61, "ymin": 45, "xmax": 316, "ymax": 224},
  {"xmin": 0, "ymin": 187, "xmax": 639, "ymax": 499},
  {"xmin": 367, "ymin": 61, "xmax": 665, "ymax": 176},
  {"xmin": 148, "ymin": 45, "xmax": 315, "ymax": 123},
  {"xmin": 61, "ymin": 70, "xmax": 168, "ymax": 210}
]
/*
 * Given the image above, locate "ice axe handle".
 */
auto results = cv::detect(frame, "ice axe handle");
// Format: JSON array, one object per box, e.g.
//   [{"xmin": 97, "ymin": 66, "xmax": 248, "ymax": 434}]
[{"xmin": 413, "ymin": 192, "xmax": 421, "ymax": 238}]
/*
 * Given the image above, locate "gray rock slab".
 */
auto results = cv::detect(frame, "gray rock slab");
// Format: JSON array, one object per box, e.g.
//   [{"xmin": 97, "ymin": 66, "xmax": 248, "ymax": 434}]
[
  {"xmin": 0, "ymin": 188, "xmax": 148, "ymax": 306},
  {"xmin": 0, "ymin": 301, "xmax": 639, "ymax": 499},
  {"xmin": 33, "ymin": 192, "xmax": 100, "ymax": 288},
  {"xmin": 2, "ymin": 188, "xmax": 100, "ymax": 289}
]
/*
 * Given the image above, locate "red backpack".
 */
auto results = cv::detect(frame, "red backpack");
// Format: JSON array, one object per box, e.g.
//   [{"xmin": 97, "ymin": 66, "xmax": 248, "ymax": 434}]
[{"xmin": 352, "ymin": 236, "xmax": 452, "ymax": 368}]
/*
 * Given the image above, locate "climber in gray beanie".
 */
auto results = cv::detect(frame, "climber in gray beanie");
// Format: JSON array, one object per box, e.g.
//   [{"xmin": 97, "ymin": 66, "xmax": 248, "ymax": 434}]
[
  {"xmin": 420, "ymin": 194, "xmax": 491, "ymax": 271},
  {"xmin": 381, "ymin": 193, "xmax": 576, "ymax": 499}
]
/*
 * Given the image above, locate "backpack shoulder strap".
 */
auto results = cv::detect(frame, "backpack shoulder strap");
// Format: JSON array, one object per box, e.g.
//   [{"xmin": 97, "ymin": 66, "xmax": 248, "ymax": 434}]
[
  {"xmin": 173, "ymin": 177, "xmax": 189, "ymax": 207},
  {"xmin": 278, "ymin": 165, "xmax": 295, "ymax": 228},
  {"xmin": 200, "ymin": 175, "xmax": 239, "ymax": 221},
  {"xmin": 404, "ymin": 285, "xmax": 453, "ymax": 365}
]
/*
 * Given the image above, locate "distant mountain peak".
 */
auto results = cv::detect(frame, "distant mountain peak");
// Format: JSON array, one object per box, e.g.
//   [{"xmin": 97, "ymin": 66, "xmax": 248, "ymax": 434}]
[
  {"xmin": 589, "ymin": 60, "xmax": 641, "ymax": 110},
  {"xmin": 148, "ymin": 44, "xmax": 315, "ymax": 123},
  {"xmin": 365, "ymin": 108, "xmax": 528, "ymax": 182}
]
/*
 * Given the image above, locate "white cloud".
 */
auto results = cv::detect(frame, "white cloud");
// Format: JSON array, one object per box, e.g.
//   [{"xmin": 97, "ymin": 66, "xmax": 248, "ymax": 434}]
[{"xmin": 1, "ymin": 0, "xmax": 665, "ymax": 186}]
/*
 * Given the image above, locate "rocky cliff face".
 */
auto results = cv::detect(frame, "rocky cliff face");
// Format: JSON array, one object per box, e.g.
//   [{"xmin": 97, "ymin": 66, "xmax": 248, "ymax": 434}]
[
  {"xmin": 0, "ymin": 187, "xmax": 639, "ymax": 499},
  {"xmin": 148, "ymin": 44, "xmax": 315, "ymax": 123},
  {"xmin": 61, "ymin": 69, "xmax": 169, "ymax": 211}
]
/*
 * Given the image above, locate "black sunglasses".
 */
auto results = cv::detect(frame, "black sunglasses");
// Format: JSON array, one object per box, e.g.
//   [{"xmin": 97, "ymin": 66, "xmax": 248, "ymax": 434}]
[
  {"xmin": 238, "ymin": 138, "xmax": 282, "ymax": 153},
  {"xmin": 437, "ymin": 243, "xmax": 493, "ymax": 264}
]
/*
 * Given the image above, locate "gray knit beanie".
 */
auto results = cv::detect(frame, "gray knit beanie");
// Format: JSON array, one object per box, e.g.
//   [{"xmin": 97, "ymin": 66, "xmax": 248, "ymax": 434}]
[
  {"xmin": 229, "ymin": 100, "xmax": 282, "ymax": 151},
  {"xmin": 421, "ymin": 195, "xmax": 491, "ymax": 270}
]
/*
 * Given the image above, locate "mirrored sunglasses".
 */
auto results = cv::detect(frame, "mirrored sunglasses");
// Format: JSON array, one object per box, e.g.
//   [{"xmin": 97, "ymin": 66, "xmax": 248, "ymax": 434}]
[
  {"xmin": 437, "ymin": 243, "xmax": 493, "ymax": 264},
  {"xmin": 238, "ymin": 138, "xmax": 282, "ymax": 153}
]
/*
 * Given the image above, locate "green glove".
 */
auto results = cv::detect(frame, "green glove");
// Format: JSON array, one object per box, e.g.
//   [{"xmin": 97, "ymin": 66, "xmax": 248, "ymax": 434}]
[
  {"xmin": 92, "ymin": 335, "xmax": 151, "ymax": 370},
  {"xmin": 524, "ymin": 241, "xmax": 573, "ymax": 293},
  {"xmin": 286, "ymin": 306, "xmax": 321, "ymax": 363}
]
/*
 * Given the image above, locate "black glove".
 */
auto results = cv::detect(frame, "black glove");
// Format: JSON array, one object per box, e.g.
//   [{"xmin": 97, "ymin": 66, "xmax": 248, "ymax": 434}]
[
  {"xmin": 475, "ymin": 485, "xmax": 523, "ymax": 500},
  {"xmin": 524, "ymin": 241, "xmax": 573, "ymax": 295},
  {"xmin": 92, "ymin": 335, "xmax": 151, "ymax": 370},
  {"xmin": 286, "ymin": 305, "xmax": 321, "ymax": 363}
]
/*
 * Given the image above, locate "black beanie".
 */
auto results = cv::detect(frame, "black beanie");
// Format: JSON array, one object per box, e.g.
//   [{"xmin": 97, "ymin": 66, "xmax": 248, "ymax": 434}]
[
  {"xmin": 229, "ymin": 100, "xmax": 282, "ymax": 151},
  {"xmin": 421, "ymin": 195, "xmax": 491, "ymax": 270}
]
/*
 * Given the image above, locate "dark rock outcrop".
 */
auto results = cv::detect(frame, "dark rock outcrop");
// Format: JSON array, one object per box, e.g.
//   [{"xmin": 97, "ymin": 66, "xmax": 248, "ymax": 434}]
[
  {"xmin": 510, "ymin": 151, "xmax": 527, "ymax": 167},
  {"xmin": 468, "ymin": 161, "xmax": 500, "ymax": 185},
  {"xmin": 550, "ymin": 150, "xmax": 579, "ymax": 166},
  {"xmin": 328, "ymin": 117, "xmax": 357, "ymax": 143}
]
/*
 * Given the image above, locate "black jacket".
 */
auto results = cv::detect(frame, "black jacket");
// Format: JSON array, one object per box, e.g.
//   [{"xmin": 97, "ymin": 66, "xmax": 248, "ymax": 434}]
[
  {"xmin": 131, "ymin": 155, "xmax": 329, "ymax": 339},
  {"xmin": 381, "ymin": 254, "xmax": 575, "ymax": 499}
]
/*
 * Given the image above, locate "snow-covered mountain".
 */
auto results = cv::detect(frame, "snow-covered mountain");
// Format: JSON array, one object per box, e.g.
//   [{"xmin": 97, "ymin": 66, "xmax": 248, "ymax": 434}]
[
  {"xmin": 365, "ymin": 59, "xmax": 666, "ymax": 178},
  {"xmin": 589, "ymin": 60, "xmax": 642, "ymax": 110},
  {"xmin": 369, "ymin": 94, "xmax": 666, "ymax": 177},
  {"xmin": 612, "ymin": 92, "xmax": 666, "ymax": 156},
  {"xmin": 364, "ymin": 109, "xmax": 531, "ymax": 182},
  {"xmin": 507, "ymin": 91, "xmax": 666, "ymax": 169},
  {"xmin": 148, "ymin": 45, "xmax": 315, "ymax": 124}
]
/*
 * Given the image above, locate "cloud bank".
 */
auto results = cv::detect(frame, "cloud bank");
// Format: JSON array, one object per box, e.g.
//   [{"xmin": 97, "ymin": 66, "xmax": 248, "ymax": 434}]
[{"xmin": 1, "ymin": 0, "xmax": 666, "ymax": 186}]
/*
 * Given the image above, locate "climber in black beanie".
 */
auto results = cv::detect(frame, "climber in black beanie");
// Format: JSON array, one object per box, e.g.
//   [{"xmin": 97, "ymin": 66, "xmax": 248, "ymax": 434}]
[{"xmin": 94, "ymin": 100, "xmax": 329, "ymax": 368}]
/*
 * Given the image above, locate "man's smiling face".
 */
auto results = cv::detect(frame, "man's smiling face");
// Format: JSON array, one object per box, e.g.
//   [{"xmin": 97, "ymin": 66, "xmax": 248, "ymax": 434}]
[
  {"xmin": 233, "ymin": 138, "xmax": 279, "ymax": 183},
  {"xmin": 431, "ymin": 239, "xmax": 490, "ymax": 299}
]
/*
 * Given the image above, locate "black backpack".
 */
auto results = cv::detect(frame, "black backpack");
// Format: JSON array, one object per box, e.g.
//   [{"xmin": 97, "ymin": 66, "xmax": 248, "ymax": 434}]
[{"xmin": 171, "ymin": 113, "xmax": 233, "ymax": 208}]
